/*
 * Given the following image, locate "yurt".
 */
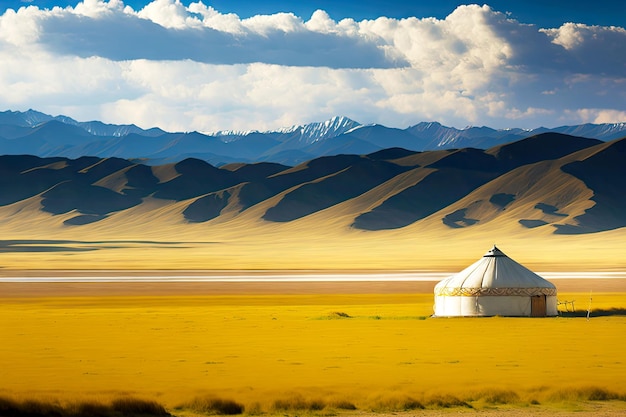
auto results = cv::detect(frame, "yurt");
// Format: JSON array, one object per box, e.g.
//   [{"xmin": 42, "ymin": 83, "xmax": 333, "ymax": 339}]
[{"xmin": 434, "ymin": 245, "xmax": 557, "ymax": 317}]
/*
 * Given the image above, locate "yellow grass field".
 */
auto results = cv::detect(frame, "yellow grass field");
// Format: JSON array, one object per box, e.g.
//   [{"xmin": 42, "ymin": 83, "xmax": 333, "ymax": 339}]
[{"xmin": 2, "ymin": 287, "xmax": 626, "ymax": 415}]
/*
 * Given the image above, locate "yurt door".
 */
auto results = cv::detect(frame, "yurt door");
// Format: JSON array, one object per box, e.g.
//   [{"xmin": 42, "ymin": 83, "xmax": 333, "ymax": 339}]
[{"xmin": 531, "ymin": 295, "xmax": 547, "ymax": 317}]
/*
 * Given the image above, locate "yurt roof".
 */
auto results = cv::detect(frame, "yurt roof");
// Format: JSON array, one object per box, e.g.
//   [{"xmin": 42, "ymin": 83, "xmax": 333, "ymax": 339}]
[{"xmin": 435, "ymin": 245, "xmax": 556, "ymax": 297}]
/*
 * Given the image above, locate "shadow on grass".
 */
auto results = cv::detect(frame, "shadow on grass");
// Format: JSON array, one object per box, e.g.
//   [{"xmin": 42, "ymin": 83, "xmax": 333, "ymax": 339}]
[
  {"xmin": 0, "ymin": 396, "xmax": 170, "ymax": 417},
  {"xmin": 559, "ymin": 308, "xmax": 626, "ymax": 317}
]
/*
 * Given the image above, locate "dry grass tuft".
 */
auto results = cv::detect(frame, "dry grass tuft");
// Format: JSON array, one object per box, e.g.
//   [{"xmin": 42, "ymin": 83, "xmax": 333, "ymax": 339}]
[
  {"xmin": 271, "ymin": 395, "xmax": 326, "ymax": 411},
  {"xmin": 68, "ymin": 401, "xmax": 111, "ymax": 417},
  {"xmin": 424, "ymin": 394, "xmax": 472, "ymax": 409},
  {"xmin": 0, "ymin": 396, "xmax": 169, "ymax": 417},
  {"xmin": 0, "ymin": 397, "xmax": 64, "ymax": 417},
  {"xmin": 369, "ymin": 395, "xmax": 424, "ymax": 411},
  {"xmin": 328, "ymin": 311, "xmax": 352, "ymax": 319},
  {"xmin": 327, "ymin": 400, "xmax": 357, "ymax": 410},
  {"xmin": 178, "ymin": 396, "xmax": 244, "ymax": 415},
  {"xmin": 111, "ymin": 397, "xmax": 169, "ymax": 416},
  {"xmin": 472, "ymin": 388, "xmax": 520, "ymax": 405},
  {"xmin": 548, "ymin": 386, "xmax": 625, "ymax": 402}
]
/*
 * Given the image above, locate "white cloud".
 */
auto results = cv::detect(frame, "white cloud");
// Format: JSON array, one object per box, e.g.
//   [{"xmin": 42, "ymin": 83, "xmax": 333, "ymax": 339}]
[
  {"xmin": 187, "ymin": 2, "xmax": 244, "ymax": 34},
  {"xmin": 305, "ymin": 10, "xmax": 338, "ymax": 33},
  {"xmin": 0, "ymin": 6, "xmax": 42, "ymax": 45},
  {"xmin": 543, "ymin": 22, "xmax": 587, "ymax": 49},
  {"xmin": 540, "ymin": 23, "xmax": 626, "ymax": 75},
  {"xmin": 571, "ymin": 109, "xmax": 626, "ymax": 124},
  {"xmin": 137, "ymin": 0, "xmax": 190, "ymax": 29},
  {"xmin": 25, "ymin": 0, "xmax": 399, "ymax": 68},
  {"xmin": 242, "ymin": 11, "xmax": 304, "ymax": 35},
  {"xmin": 72, "ymin": 0, "xmax": 126, "ymax": 18},
  {"xmin": 0, "ymin": 1, "xmax": 625, "ymax": 132}
]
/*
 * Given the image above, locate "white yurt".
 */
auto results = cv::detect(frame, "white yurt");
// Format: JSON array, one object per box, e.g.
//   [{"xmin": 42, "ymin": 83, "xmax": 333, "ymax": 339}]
[{"xmin": 434, "ymin": 245, "xmax": 557, "ymax": 317}]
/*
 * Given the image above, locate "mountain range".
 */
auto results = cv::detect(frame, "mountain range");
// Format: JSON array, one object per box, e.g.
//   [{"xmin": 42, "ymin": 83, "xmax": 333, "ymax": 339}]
[
  {"xmin": 1, "ymin": 131, "xmax": 624, "ymax": 237},
  {"xmin": 2, "ymin": 109, "xmax": 626, "ymax": 166}
]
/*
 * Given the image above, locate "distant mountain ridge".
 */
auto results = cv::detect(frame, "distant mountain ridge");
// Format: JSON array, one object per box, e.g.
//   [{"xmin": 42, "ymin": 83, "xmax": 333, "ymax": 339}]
[
  {"xmin": 1, "ymin": 109, "xmax": 626, "ymax": 166},
  {"xmin": 1, "ymin": 132, "xmax": 625, "ymax": 236},
  {"xmin": 0, "ymin": 109, "xmax": 166, "ymax": 137}
]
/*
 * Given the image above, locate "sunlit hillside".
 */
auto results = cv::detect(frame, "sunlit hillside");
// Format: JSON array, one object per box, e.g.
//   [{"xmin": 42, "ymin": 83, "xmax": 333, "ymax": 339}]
[{"xmin": 0, "ymin": 134, "xmax": 625, "ymax": 272}]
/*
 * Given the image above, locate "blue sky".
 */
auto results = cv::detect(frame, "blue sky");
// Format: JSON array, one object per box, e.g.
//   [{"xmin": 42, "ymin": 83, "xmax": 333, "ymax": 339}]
[
  {"xmin": 1, "ymin": 0, "xmax": 625, "ymax": 132},
  {"xmin": 216, "ymin": 1, "xmax": 626, "ymax": 27},
  {"xmin": 6, "ymin": 0, "xmax": 626, "ymax": 26}
]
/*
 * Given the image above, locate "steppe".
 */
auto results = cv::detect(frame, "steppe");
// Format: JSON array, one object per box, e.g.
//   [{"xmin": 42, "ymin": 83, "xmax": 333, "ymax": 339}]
[
  {"xmin": 2, "ymin": 272, "xmax": 626, "ymax": 417},
  {"xmin": 1, "ymin": 134, "xmax": 626, "ymax": 415}
]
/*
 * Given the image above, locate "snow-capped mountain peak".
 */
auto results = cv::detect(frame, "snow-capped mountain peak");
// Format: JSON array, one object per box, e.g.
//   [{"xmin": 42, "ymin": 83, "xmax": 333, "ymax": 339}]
[
  {"xmin": 209, "ymin": 116, "xmax": 360, "ymax": 143},
  {"xmin": 296, "ymin": 116, "xmax": 360, "ymax": 143},
  {"xmin": 2, "ymin": 109, "xmax": 626, "ymax": 167},
  {"xmin": 208, "ymin": 129, "xmax": 260, "ymax": 138},
  {"xmin": 272, "ymin": 116, "xmax": 360, "ymax": 143}
]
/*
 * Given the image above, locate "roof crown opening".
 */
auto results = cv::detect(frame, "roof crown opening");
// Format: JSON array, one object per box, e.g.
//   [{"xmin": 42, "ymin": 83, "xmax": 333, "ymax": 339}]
[{"xmin": 484, "ymin": 245, "xmax": 506, "ymax": 257}]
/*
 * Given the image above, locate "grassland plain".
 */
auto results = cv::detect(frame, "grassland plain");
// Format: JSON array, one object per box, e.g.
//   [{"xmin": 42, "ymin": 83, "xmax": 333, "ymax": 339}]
[{"xmin": 1, "ymin": 284, "xmax": 626, "ymax": 416}]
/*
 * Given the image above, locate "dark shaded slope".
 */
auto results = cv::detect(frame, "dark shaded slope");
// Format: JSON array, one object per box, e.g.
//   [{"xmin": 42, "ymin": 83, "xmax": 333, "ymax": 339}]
[
  {"xmin": 353, "ymin": 171, "xmax": 499, "ymax": 230},
  {"xmin": 183, "ymin": 191, "xmax": 231, "ymax": 223},
  {"xmin": 182, "ymin": 162, "xmax": 289, "ymax": 222},
  {"xmin": 352, "ymin": 134, "xmax": 600, "ymax": 231},
  {"xmin": 265, "ymin": 154, "xmax": 367, "ymax": 191},
  {"xmin": 0, "ymin": 155, "xmax": 68, "ymax": 205},
  {"xmin": 428, "ymin": 147, "xmax": 499, "ymax": 171},
  {"xmin": 37, "ymin": 158, "xmax": 147, "ymax": 224},
  {"xmin": 180, "ymin": 155, "xmax": 388, "ymax": 223},
  {"xmin": 221, "ymin": 155, "xmax": 374, "ymax": 218},
  {"xmin": 263, "ymin": 157, "xmax": 409, "ymax": 222},
  {"xmin": 556, "ymin": 138, "xmax": 626, "ymax": 234},
  {"xmin": 0, "ymin": 155, "xmax": 152, "ymax": 225},
  {"xmin": 120, "ymin": 164, "xmax": 161, "ymax": 198},
  {"xmin": 66, "ymin": 156, "xmax": 135, "ymax": 182},
  {"xmin": 366, "ymin": 147, "xmax": 419, "ymax": 161},
  {"xmin": 258, "ymin": 148, "xmax": 315, "ymax": 165},
  {"xmin": 487, "ymin": 132, "xmax": 602, "ymax": 170},
  {"xmin": 220, "ymin": 162, "xmax": 289, "ymax": 180},
  {"xmin": 41, "ymin": 181, "xmax": 142, "ymax": 222},
  {"xmin": 353, "ymin": 148, "xmax": 500, "ymax": 230},
  {"xmin": 153, "ymin": 158, "xmax": 241, "ymax": 200}
]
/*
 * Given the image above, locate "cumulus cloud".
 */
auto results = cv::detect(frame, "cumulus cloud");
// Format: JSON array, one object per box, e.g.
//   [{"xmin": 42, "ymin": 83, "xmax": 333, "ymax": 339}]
[
  {"xmin": 571, "ymin": 108, "xmax": 626, "ymax": 124},
  {"xmin": 14, "ymin": 0, "xmax": 403, "ymax": 69},
  {"xmin": 0, "ymin": 0, "xmax": 625, "ymax": 132}
]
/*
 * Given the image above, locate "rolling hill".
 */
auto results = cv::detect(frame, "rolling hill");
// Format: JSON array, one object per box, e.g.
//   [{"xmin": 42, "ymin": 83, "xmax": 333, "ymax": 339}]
[{"xmin": 0, "ymin": 131, "xmax": 625, "ymax": 271}]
